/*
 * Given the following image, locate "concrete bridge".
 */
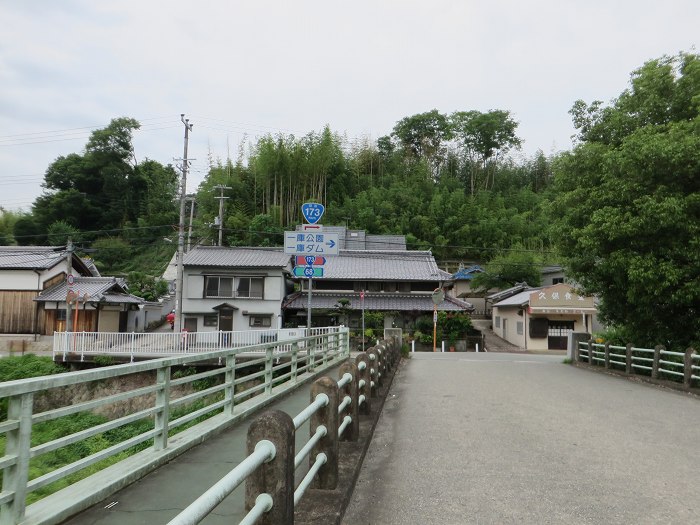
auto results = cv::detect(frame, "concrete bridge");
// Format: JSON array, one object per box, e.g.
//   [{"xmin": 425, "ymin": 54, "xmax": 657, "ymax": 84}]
[
  {"xmin": 1, "ymin": 334, "xmax": 699, "ymax": 524},
  {"xmin": 345, "ymin": 351, "xmax": 700, "ymax": 524}
]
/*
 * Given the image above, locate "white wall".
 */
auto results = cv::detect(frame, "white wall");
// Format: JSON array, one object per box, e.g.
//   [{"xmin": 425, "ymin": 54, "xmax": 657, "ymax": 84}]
[
  {"xmin": 181, "ymin": 271, "xmax": 287, "ymax": 332},
  {"xmin": 0, "ymin": 270, "xmax": 40, "ymax": 290}
]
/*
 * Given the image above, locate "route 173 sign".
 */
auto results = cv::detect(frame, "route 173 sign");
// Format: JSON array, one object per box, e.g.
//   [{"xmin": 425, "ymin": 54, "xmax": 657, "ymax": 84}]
[{"xmin": 301, "ymin": 203, "xmax": 324, "ymax": 224}]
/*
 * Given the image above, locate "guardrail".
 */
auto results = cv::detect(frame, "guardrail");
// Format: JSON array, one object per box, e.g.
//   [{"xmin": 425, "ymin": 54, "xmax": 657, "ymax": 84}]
[
  {"xmin": 575, "ymin": 340, "xmax": 699, "ymax": 389},
  {"xmin": 0, "ymin": 327, "xmax": 349, "ymax": 525},
  {"xmin": 168, "ymin": 337, "xmax": 400, "ymax": 525},
  {"xmin": 52, "ymin": 328, "xmax": 339, "ymax": 362}
]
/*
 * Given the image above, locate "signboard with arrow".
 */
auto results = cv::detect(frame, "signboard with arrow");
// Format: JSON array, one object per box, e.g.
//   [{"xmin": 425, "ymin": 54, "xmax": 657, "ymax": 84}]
[{"xmin": 284, "ymin": 232, "xmax": 339, "ymax": 255}]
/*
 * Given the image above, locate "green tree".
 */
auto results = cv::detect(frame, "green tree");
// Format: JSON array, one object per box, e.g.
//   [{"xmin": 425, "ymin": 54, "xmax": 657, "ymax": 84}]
[
  {"xmin": 553, "ymin": 52, "xmax": 700, "ymax": 349},
  {"xmin": 450, "ymin": 110, "xmax": 521, "ymax": 195},
  {"xmin": 126, "ymin": 271, "xmax": 169, "ymax": 301},
  {"xmin": 0, "ymin": 208, "xmax": 21, "ymax": 245},
  {"xmin": 470, "ymin": 249, "xmax": 542, "ymax": 292},
  {"xmin": 90, "ymin": 237, "xmax": 132, "ymax": 272},
  {"xmin": 247, "ymin": 214, "xmax": 283, "ymax": 246},
  {"xmin": 13, "ymin": 214, "xmax": 42, "ymax": 245},
  {"xmin": 391, "ymin": 109, "xmax": 451, "ymax": 178},
  {"xmin": 47, "ymin": 220, "xmax": 82, "ymax": 245}
]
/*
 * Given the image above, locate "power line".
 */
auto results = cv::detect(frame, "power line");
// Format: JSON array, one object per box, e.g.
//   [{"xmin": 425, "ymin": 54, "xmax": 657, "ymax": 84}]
[{"xmin": 0, "ymin": 116, "xmax": 177, "ymax": 140}]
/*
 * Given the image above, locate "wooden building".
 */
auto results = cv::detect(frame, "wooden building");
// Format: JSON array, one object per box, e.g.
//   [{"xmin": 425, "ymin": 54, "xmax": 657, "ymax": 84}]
[{"xmin": 0, "ymin": 247, "xmax": 94, "ymax": 335}]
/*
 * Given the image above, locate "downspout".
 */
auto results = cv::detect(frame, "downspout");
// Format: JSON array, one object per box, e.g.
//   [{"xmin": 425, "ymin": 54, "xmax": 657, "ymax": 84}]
[
  {"xmin": 33, "ymin": 270, "xmax": 41, "ymax": 341},
  {"xmin": 524, "ymin": 304, "xmax": 528, "ymax": 351}
]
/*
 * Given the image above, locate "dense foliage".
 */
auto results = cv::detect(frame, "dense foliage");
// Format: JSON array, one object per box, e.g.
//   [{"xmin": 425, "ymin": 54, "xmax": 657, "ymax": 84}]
[
  {"xmin": 552, "ymin": 53, "xmax": 700, "ymax": 349},
  {"xmin": 192, "ymin": 114, "xmax": 555, "ymax": 263}
]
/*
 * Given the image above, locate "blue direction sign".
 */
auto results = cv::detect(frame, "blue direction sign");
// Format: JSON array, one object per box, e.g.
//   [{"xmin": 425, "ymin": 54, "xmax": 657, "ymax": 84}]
[
  {"xmin": 301, "ymin": 203, "xmax": 324, "ymax": 224},
  {"xmin": 284, "ymin": 232, "xmax": 339, "ymax": 255},
  {"xmin": 293, "ymin": 266, "xmax": 324, "ymax": 278}
]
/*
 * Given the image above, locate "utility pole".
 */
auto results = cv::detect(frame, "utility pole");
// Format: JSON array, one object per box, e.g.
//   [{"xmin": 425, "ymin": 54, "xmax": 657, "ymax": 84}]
[
  {"xmin": 186, "ymin": 196, "xmax": 195, "ymax": 252},
  {"xmin": 175, "ymin": 114, "xmax": 193, "ymax": 332},
  {"xmin": 213, "ymin": 185, "xmax": 232, "ymax": 246},
  {"xmin": 65, "ymin": 239, "xmax": 74, "ymax": 332}
]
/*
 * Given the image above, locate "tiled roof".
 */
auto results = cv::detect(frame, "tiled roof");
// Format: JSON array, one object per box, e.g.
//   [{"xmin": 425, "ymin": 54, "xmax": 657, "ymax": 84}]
[
  {"xmin": 0, "ymin": 246, "xmax": 66, "ymax": 270},
  {"xmin": 183, "ymin": 246, "xmax": 292, "ymax": 269},
  {"xmin": 0, "ymin": 246, "xmax": 94, "ymax": 275},
  {"xmin": 491, "ymin": 289, "xmax": 540, "ymax": 307},
  {"xmin": 35, "ymin": 277, "xmax": 143, "ymax": 305},
  {"xmin": 317, "ymin": 250, "xmax": 444, "ymax": 281},
  {"xmin": 453, "ymin": 265, "xmax": 484, "ymax": 280},
  {"xmin": 283, "ymin": 292, "xmax": 474, "ymax": 312},
  {"xmin": 486, "ymin": 283, "xmax": 534, "ymax": 303}
]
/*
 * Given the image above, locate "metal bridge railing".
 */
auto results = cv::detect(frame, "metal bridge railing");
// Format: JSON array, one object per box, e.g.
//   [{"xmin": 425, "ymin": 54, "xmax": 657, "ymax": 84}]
[
  {"xmin": 168, "ymin": 337, "xmax": 401, "ymax": 525},
  {"xmin": 52, "ymin": 327, "xmax": 340, "ymax": 362},
  {"xmin": 0, "ymin": 327, "xmax": 349, "ymax": 525},
  {"xmin": 576, "ymin": 340, "xmax": 698, "ymax": 389}
]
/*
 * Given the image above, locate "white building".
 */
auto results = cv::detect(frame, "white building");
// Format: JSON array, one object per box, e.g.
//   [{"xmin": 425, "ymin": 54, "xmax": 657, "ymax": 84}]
[
  {"xmin": 491, "ymin": 283, "xmax": 596, "ymax": 350},
  {"xmin": 181, "ymin": 246, "xmax": 293, "ymax": 333}
]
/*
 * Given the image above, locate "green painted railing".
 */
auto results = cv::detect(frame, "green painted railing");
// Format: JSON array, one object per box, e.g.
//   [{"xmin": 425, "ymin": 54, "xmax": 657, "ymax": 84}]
[
  {"xmin": 0, "ymin": 327, "xmax": 349, "ymax": 525},
  {"xmin": 576, "ymin": 340, "xmax": 698, "ymax": 389}
]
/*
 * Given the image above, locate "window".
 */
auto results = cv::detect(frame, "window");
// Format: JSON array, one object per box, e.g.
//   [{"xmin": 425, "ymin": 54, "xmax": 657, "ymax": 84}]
[
  {"xmin": 203, "ymin": 314, "xmax": 218, "ymax": 327},
  {"xmin": 495, "ymin": 316, "xmax": 501, "ymax": 328},
  {"xmin": 353, "ymin": 281, "xmax": 366, "ymax": 292},
  {"xmin": 398, "ymin": 282, "xmax": 411, "ymax": 293},
  {"xmin": 517, "ymin": 321, "xmax": 523, "ymax": 335},
  {"xmin": 367, "ymin": 281, "xmax": 381, "ymax": 292},
  {"xmin": 383, "ymin": 282, "xmax": 397, "ymax": 292},
  {"xmin": 204, "ymin": 276, "xmax": 263, "ymax": 298},
  {"xmin": 56, "ymin": 309, "xmax": 66, "ymax": 321},
  {"xmin": 529, "ymin": 318, "xmax": 549, "ymax": 338},
  {"xmin": 205, "ymin": 276, "xmax": 233, "ymax": 298},
  {"xmin": 237, "ymin": 277, "xmax": 264, "ymax": 298},
  {"xmin": 548, "ymin": 320, "xmax": 575, "ymax": 337},
  {"xmin": 249, "ymin": 315, "xmax": 271, "ymax": 327},
  {"xmin": 552, "ymin": 277, "xmax": 565, "ymax": 285}
]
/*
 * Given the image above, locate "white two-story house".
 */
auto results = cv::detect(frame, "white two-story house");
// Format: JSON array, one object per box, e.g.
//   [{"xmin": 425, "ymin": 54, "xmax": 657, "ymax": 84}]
[{"xmin": 181, "ymin": 246, "xmax": 293, "ymax": 334}]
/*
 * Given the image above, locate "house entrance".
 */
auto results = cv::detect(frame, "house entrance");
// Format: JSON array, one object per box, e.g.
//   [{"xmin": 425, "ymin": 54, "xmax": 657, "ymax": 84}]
[
  {"xmin": 548, "ymin": 320, "xmax": 574, "ymax": 350},
  {"xmin": 218, "ymin": 308, "xmax": 234, "ymax": 331}
]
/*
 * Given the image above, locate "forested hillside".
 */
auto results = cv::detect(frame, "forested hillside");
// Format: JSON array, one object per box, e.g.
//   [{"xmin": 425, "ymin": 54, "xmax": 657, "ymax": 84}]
[{"xmin": 193, "ymin": 112, "xmax": 555, "ymax": 263}]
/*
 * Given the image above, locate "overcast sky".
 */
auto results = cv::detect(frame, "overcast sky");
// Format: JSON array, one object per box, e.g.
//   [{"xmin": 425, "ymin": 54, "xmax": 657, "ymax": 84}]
[{"xmin": 1, "ymin": 0, "xmax": 698, "ymax": 211}]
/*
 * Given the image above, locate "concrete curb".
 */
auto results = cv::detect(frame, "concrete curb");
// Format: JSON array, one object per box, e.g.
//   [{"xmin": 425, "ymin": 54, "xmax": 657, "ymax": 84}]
[{"xmin": 294, "ymin": 356, "xmax": 402, "ymax": 524}]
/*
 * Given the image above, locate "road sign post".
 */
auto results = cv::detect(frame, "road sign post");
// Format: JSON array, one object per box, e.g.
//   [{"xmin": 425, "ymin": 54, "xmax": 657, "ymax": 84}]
[
  {"xmin": 431, "ymin": 288, "xmax": 444, "ymax": 353},
  {"xmin": 361, "ymin": 290, "xmax": 365, "ymax": 350}
]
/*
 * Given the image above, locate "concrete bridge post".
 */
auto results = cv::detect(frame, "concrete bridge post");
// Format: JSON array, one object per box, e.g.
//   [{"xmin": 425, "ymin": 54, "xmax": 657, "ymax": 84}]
[
  {"xmin": 683, "ymin": 347, "xmax": 696, "ymax": 388},
  {"xmin": 368, "ymin": 351, "xmax": 378, "ymax": 398},
  {"xmin": 245, "ymin": 410, "xmax": 295, "ymax": 525},
  {"xmin": 265, "ymin": 348, "xmax": 274, "ymax": 395},
  {"xmin": 310, "ymin": 376, "xmax": 339, "ymax": 489},
  {"xmin": 291, "ymin": 342, "xmax": 299, "ymax": 384},
  {"xmin": 154, "ymin": 366, "xmax": 171, "ymax": 451},
  {"xmin": 587, "ymin": 339, "xmax": 595, "ymax": 365},
  {"xmin": 1, "ymin": 392, "xmax": 33, "ymax": 525},
  {"xmin": 625, "ymin": 343, "xmax": 633, "ymax": 375},
  {"xmin": 604, "ymin": 342, "xmax": 610, "ymax": 369},
  {"xmin": 374, "ymin": 347, "xmax": 384, "ymax": 387},
  {"xmin": 652, "ymin": 345, "xmax": 663, "ymax": 380},
  {"xmin": 338, "ymin": 362, "xmax": 359, "ymax": 442},
  {"xmin": 356, "ymin": 353, "xmax": 371, "ymax": 415},
  {"xmin": 224, "ymin": 354, "xmax": 236, "ymax": 417}
]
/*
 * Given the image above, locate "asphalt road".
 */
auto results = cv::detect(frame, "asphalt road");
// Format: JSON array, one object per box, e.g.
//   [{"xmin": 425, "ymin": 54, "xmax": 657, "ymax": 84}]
[{"xmin": 343, "ymin": 352, "xmax": 700, "ymax": 525}]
